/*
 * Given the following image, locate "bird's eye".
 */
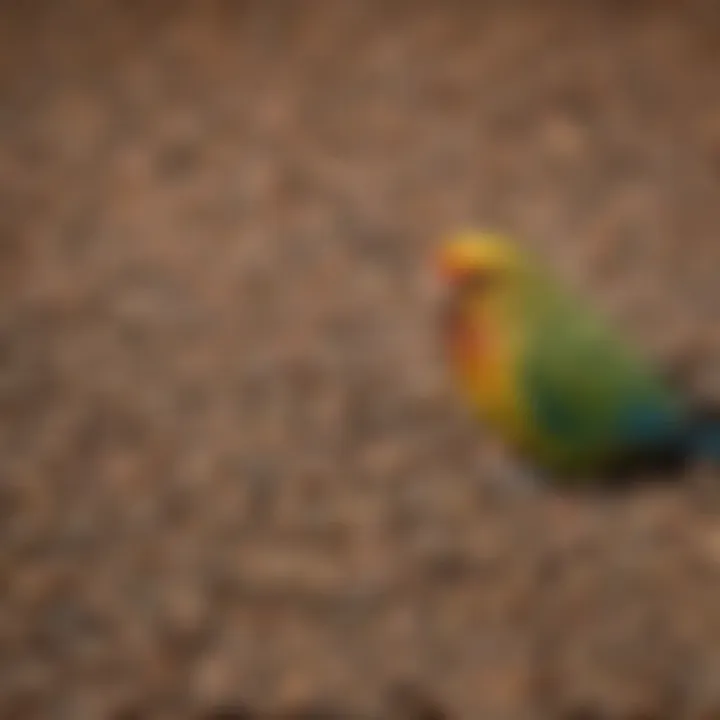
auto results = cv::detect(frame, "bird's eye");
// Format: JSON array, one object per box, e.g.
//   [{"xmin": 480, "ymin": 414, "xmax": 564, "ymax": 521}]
[{"xmin": 465, "ymin": 269, "xmax": 500, "ymax": 292}]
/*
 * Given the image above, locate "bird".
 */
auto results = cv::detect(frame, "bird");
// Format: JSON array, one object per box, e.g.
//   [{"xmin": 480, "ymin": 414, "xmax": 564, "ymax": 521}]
[{"xmin": 435, "ymin": 229, "xmax": 720, "ymax": 479}]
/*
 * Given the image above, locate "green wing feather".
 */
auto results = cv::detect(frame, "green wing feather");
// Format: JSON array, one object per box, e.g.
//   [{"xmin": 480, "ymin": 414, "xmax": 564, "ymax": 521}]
[{"xmin": 516, "ymin": 278, "xmax": 683, "ymax": 472}]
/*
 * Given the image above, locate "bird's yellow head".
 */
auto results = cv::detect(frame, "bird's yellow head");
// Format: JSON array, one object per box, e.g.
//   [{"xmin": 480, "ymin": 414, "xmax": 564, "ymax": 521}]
[{"xmin": 435, "ymin": 230, "xmax": 526, "ymax": 292}]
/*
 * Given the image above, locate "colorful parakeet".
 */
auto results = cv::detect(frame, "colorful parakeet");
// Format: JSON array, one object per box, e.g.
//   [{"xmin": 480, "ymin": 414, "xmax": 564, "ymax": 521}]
[{"xmin": 436, "ymin": 229, "xmax": 720, "ymax": 478}]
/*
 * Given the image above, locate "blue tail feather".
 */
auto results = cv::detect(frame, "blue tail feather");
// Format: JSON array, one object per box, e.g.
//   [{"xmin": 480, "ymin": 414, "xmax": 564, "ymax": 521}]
[{"xmin": 687, "ymin": 407, "xmax": 720, "ymax": 463}]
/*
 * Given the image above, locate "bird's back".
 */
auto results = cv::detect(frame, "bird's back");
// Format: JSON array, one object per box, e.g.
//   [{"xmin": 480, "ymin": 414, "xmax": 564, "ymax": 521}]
[{"xmin": 515, "ymin": 279, "xmax": 686, "ymax": 473}]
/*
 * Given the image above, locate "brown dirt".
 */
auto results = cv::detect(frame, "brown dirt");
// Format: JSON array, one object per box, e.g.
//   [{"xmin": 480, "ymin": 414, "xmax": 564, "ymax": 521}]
[{"xmin": 3, "ymin": 1, "xmax": 720, "ymax": 718}]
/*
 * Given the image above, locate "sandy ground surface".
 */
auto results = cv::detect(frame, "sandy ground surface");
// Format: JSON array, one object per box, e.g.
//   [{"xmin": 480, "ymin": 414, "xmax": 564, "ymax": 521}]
[{"xmin": 3, "ymin": 1, "xmax": 720, "ymax": 718}]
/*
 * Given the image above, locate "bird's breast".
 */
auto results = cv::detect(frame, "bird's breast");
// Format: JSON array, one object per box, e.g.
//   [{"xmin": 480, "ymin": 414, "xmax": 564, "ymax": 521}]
[{"xmin": 444, "ymin": 306, "xmax": 524, "ymax": 436}]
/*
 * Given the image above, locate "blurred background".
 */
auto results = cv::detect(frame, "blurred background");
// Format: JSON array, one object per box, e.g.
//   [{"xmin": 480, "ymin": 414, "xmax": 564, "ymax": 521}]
[{"xmin": 3, "ymin": 1, "xmax": 720, "ymax": 718}]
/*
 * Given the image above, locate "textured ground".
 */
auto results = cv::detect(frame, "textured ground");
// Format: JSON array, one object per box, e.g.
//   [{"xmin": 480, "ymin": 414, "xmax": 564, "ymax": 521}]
[{"xmin": 3, "ymin": 1, "xmax": 720, "ymax": 718}]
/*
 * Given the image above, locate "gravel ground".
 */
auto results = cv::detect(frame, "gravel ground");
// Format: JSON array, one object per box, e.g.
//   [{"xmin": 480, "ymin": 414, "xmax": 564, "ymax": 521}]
[{"xmin": 3, "ymin": 1, "xmax": 720, "ymax": 718}]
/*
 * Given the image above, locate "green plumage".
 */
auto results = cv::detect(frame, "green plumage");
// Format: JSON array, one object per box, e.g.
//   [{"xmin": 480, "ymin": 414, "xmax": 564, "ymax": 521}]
[{"xmin": 517, "ymin": 273, "xmax": 683, "ymax": 473}]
